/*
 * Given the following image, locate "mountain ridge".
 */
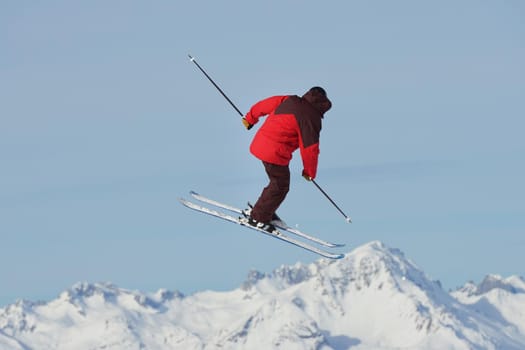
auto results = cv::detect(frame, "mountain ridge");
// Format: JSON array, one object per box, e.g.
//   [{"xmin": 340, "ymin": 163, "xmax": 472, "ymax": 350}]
[{"xmin": 1, "ymin": 240, "xmax": 524, "ymax": 349}]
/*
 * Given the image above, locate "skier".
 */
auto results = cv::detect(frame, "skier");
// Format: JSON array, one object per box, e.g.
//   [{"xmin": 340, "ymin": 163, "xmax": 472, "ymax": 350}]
[{"xmin": 241, "ymin": 86, "xmax": 332, "ymax": 232}]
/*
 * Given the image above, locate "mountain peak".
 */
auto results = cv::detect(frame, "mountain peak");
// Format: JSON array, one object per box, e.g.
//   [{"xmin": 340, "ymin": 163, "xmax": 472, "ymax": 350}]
[
  {"xmin": 456, "ymin": 274, "xmax": 525, "ymax": 296},
  {"xmin": 59, "ymin": 281, "xmax": 120, "ymax": 306},
  {"xmin": 478, "ymin": 274, "xmax": 525, "ymax": 295},
  {"xmin": 237, "ymin": 239, "xmax": 451, "ymax": 332},
  {"xmin": 336, "ymin": 240, "xmax": 443, "ymax": 294},
  {"xmin": 241, "ymin": 240, "xmax": 441, "ymax": 296},
  {"xmin": 353, "ymin": 239, "xmax": 392, "ymax": 252}
]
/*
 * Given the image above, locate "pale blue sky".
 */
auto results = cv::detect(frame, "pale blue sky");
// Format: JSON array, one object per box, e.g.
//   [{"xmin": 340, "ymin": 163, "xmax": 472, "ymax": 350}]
[{"xmin": 1, "ymin": 1, "xmax": 524, "ymax": 306}]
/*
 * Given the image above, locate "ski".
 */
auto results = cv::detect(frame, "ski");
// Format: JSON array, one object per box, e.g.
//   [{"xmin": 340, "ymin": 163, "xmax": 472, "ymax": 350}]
[
  {"xmin": 189, "ymin": 191, "xmax": 344, "ymax": 248},
  {"xmin": 179, "ymin": 198, "xmax": 344, "ymax": 260}
]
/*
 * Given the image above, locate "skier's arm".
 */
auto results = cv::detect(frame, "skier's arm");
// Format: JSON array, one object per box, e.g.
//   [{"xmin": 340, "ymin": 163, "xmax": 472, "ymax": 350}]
[
  {"xmin": 297, "ymin": 116, "xmax": 322, "ymax": 180},
  {"xmin": 300, "ymin": 143, "xmax": 320, "ymax": 180},
  {"xmin": 244, "ymin": 95, "xmax": 288, "ymax": 126}
]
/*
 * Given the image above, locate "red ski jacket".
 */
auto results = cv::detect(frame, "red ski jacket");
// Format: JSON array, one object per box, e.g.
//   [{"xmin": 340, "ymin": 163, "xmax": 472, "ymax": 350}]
[{"xmin": 244, "ymin": 89, "xmax": 331, "ymax": 179}]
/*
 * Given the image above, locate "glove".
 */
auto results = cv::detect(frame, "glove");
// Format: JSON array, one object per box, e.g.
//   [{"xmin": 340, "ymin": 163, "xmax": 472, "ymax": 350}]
[
  {"xmin": 302, "ymin": 170, "xmax": 313, "ymax": 181},
  {"xmin": 242, "ymin": 118, "xmax": 253, "ymax": 130}
]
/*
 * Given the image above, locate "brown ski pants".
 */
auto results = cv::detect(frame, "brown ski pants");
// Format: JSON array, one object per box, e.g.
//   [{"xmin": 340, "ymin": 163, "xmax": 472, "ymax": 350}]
[{"xmin": 250, "ymin": 161, "xmax": 290, "ymax": 223}]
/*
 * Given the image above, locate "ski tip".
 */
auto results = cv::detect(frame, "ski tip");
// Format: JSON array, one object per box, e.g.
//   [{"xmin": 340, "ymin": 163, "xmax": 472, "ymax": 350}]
[
  {"xmin": 189, "ymin": 190, "xmax": 198, "ymax": 195},
  {"xmin": 345, "ymin": 217, "xmax": 352, "ymax": 224},
  {"xmin": 188, "ymin": 54, "xmax": 195, "ymax": 62},
  {"xmin": 330, "ymin": 253, "xmax": 345, "ymax": 260}
]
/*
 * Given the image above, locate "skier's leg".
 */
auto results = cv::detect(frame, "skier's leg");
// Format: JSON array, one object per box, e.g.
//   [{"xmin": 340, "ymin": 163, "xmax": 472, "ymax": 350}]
[{"xmin": 251, "ymin": 161, "xmax": 290, "ymax": 223}]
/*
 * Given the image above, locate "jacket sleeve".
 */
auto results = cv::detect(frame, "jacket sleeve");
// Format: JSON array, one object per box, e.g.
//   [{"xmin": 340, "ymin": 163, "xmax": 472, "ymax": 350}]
[
  {"xmin": 244, "ymin": 95, "xmax": 288, "ymax": 125},
  {"xmin": 297, "ymin": 115, "xmax": 322, "ymax": 180},
  {"xmin": 300, "ymin": 143, "xmax": 320, "ymax": 180}
]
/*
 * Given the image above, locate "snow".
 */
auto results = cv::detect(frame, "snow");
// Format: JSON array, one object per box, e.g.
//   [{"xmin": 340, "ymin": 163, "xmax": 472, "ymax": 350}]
[{"xmin": 1, "ymin": 240, "xmax": 524, "ymax": 349}]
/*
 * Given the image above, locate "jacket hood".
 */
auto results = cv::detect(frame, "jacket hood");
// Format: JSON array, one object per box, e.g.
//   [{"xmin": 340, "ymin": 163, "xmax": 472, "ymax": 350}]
[{"xmin": 302, "ymin": 86, "xmax": 332, "ymax": 116}]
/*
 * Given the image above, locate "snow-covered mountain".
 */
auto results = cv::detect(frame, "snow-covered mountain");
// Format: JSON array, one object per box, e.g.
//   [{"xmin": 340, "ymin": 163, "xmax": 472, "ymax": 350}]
[{"xmin": 1, "ymin": 241, "xmax": 524, "ymax": 349}]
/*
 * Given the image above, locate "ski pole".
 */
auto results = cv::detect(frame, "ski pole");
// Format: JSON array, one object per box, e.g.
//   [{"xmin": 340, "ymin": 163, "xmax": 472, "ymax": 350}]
[
  {"xmin": 188, "ymin": 54, "xmax": 244, "ymax": 117},
  {"xmin": 312, "ymin": 179, "xmax": 352, "ymax": 223}
]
